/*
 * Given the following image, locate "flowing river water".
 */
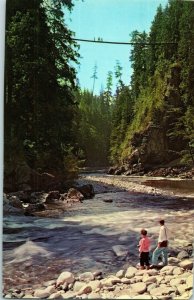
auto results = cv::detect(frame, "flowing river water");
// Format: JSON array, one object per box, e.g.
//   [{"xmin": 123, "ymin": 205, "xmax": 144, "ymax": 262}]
[{"xmin": 3, "ymin": 173, "xmax": 194, "ymax": 292}]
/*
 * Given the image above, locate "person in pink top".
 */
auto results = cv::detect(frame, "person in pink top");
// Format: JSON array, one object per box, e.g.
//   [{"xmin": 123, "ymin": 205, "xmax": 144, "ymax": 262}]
[{"xmin": 138, "ymin": 229, "xmax": 150, "ymax": 269}]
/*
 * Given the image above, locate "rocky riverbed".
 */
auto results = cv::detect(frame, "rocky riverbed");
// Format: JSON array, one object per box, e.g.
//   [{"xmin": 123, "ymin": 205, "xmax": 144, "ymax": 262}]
[
  {"xmin": 3, "ymin": 174, "xmax": 194, "ymax": 298},
  {"xmin": 3, "ymin": 255, "xmax": 193, "ymax": 299}
]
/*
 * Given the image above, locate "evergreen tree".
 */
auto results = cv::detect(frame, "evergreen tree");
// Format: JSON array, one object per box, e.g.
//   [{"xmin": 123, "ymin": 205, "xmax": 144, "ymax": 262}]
[{"xmin": 4, "ymin": 0, "xmax": 79, "ymax": 181}]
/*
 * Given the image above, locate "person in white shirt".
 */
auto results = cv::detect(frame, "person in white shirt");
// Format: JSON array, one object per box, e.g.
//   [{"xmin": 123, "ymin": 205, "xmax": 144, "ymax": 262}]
[{"xmin": 151, "ymin": 219, "xmax": 169, "ymax": 268}]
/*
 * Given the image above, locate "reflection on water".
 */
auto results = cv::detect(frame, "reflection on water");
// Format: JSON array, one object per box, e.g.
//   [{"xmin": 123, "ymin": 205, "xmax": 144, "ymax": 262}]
[{"xmin": 143, "ymin": 179, "xmax": 194, "ymax": 195}]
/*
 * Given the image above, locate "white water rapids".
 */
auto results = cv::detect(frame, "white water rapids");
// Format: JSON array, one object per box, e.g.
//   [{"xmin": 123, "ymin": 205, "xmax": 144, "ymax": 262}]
[{"xmin": 3, "ymin": 174, "xmax": 194, "ymax": 291}]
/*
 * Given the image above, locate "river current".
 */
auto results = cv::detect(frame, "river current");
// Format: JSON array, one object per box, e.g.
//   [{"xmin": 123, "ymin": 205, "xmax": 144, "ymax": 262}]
[{"xmin": 3, "ymin": 174, "xmax": 194, "ymax": 292}]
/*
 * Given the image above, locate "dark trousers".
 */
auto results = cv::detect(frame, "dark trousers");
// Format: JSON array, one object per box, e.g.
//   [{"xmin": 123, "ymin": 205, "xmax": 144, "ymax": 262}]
[{"xmin": 140, "ymin": 252, "xmax": 150, "ymax": 266}]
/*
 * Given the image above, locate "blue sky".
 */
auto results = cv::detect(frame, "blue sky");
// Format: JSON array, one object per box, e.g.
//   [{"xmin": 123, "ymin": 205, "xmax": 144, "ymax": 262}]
[{"xmin": 66, "ymin": 0, "xmax": 168, "ymax": 95}]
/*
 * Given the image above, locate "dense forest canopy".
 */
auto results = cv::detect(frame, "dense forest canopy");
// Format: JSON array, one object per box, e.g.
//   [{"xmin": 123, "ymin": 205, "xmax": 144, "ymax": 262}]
[
  {"xmin": 4, "ymin": 0, "xmax": 194, "ymax": 190},
  {"xmin": 4, "ymin": 0, "xmax": 80, "ymax": 189},
  {"xmin": 78, "ymin": 0, "xmax": 194, "ymax": 170}
]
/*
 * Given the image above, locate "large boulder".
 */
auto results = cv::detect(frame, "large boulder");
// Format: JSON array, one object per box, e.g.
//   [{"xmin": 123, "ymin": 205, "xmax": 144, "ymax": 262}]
[
  {"xmin": 66, "ymin": 188, "xmax": 84, "ymax": 202},
  {"xmin": 45, "ymin": 191, "xmax": 61, "ymax": 203},
  {"xmin": 3, "ymin": 194, "xmax": 24, "ymax": 215},
  {"xmin": 77, "ymin": 184, "xmax": 95, "ymax": 199},
  {"xmin": 7, "ymin": 195, "xmax": 23, "ymax": 209}
]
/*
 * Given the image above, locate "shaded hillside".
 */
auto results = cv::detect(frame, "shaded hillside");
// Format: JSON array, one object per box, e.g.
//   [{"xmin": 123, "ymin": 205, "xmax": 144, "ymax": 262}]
[{"xmin": 109, "ymin": 0, "xmax": 194, "ymax": 174}]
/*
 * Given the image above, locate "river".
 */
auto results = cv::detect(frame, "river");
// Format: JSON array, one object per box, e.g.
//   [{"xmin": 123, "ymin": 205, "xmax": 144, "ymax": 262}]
[{"xmin": 3, "ymin": 173, "xmax": 194, "ymax": 292}]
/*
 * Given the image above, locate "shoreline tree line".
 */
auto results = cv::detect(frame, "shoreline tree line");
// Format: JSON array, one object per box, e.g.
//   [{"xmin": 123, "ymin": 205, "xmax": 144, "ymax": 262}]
[{"xmin": 4, "ymin": 0, "xmax": 194, "ymax": 188}]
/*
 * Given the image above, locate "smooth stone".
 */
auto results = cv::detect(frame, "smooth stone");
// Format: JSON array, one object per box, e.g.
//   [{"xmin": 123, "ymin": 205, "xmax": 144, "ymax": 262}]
[
  {"xmin": 101, "ymin": 276, "xmax": 121, "ymax": 287},
  {"xmin": 179, "ymin": 272, "xmax": 192, "ymax": 278},
  {"xmin": 134, "ymin": 276, "xmax": 143, "ymax": 283},
  {"xmin": 177, "ymin": 284, "xmax": 188, "ymax": 294},
  {"xmin": 125, "ymin": 266, "xmax": 137, "ymax": 279},
  {"xmin": 87, "ymin": 292, "xmax": 101, "ymax": 299},
  {"xmin": 88, "ymin": 280, "xmax": 102, "ymax": 291},
  {"xmin": 79, "ymin": 272, "xmax": 94, "ymax": 282},
  {"xmin": 121, "ymin": 278, "xmax": 131, "ymax": 284},
  {"xmin": 43, "ymin": 280, "xmax": 56, "ymax": 287},
  {"xmin": 147, "ymin": 283, "xmax": 157, "ymax": 292},
  {"xmin": 156, "ymin": 276, "xmax": 164, "ymax": 284},
  {"xmin": 136, "ymin": 270, "xmax": 147, "ymax": 276},
  {"xmin": 169, "ymin": 278, "xmax": 185, "ymax": 287},
  {"xmin": 48, "ymin": 291, "xmax": 62, "ymax": 299},
  {"xmin": 116, "ymin": 269, "xmax": 125, "ymax": 278},
  {"xmin": 130, "ymin": 282, "xmax": 147, "ymax": 294},
  {"xmin": 150, "ymin": 286, "xmax": 175, "ymax": 296},
  {"xmin": 173, "ymin": 267, "xmax": 183, "ymax": 275},
  {"xmin": 186, "ymin": 274, "xmax": 193, "ymax": 289},
  {"xmin": 179, "ymin": 259, "xmax": 193, "ymax": 270},
  {"xmin": 146, "ymin": 269, "xmax": 159, "ymax": 276},
  {"xmin": 143, "ymin": 276, "xmax": 157, "ymax": 284},
  {"xmin": 45, "ymin": 286, "xmax": 56, "ymax": 294},
  {"xmin": 61, "ymin": 291, "xmax": 77, "ymax": 299},
  {"xmin": 22, "ymin": 294, "xmax": 35, "ymax": 298},
  {"xmin": 56, "ymin": 272, "xmax": 75, "ymax": 286},
  {"xmin": 34, "ymin": 289, "xmax": 50, "ymax": 299},
  {"xmin": 93, "ymin": 271, "xmax": 102, "ymax": 277},
  {"xmin": 160, "ymin": 266, "xmax": 175, "ymax": 275},
  {"xmin": 177, "ymin": 250, "xmax": 189, "ymax": 260},
  {"xmin": 73, "ymin": 281, "xmax": 86, "ymax": 292},
  {"xmin": 168, "ymin": 257, "xmax": 180, "ymax": 266},
  {"xmin": 115, "ymin": 288, "xmax": 138, "ymax": 298},
  {"xmin": 77, "ymin": 284, "xmax": 92, "ymax": 295}
]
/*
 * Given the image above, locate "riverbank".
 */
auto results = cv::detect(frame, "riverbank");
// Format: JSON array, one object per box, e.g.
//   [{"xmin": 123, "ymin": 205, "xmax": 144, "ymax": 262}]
[
  {"xmin": 77, "ymin": 173, "xmax": 194, "ymax": 198},
  {"xmin": 3, "ymin": 252, "xmax": 193, "ymax": 299},
  {"xmin": 3, "ymin": 173, "xmax": 194, "ymax": 297}
]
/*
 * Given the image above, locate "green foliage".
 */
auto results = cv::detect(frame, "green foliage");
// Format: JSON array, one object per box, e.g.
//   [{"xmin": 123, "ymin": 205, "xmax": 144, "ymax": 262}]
[
  {"xmin": 110, "ymin": 0, "xmax": 194, "ymax": 166},
  {"xmin": 109, "ymin": 86, "xmax": 134, "ymax": 163},
  {"xmin": 4, "ymin": 0, "xmax": 80, "ymax": 180},
  {"xmin": 76, "ymin": 89, "xmax": 112, "ymax": 167}
]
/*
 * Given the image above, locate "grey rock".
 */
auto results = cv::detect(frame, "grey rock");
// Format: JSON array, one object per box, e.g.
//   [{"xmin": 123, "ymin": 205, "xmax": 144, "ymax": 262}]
[
  {"xmin": 93, "ymin": 271, "xmax": 102, "ymax": 278},
  {"xmin": 79, "ymin": 272, "xmax": 94, "ymax": 282},
  {"xmin": 112, "ymin": 245, "xmax": 128, "ymax": 257},
  {"xmin": 177, "ymin": 250, "xmax": 190, "ymax": 260}
]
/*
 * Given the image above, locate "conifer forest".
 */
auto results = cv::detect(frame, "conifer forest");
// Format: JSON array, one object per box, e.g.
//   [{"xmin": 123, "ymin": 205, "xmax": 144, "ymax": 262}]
[{"xmin": 4, "ymin": 0, "xmax": 194, "ymax": 189}]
